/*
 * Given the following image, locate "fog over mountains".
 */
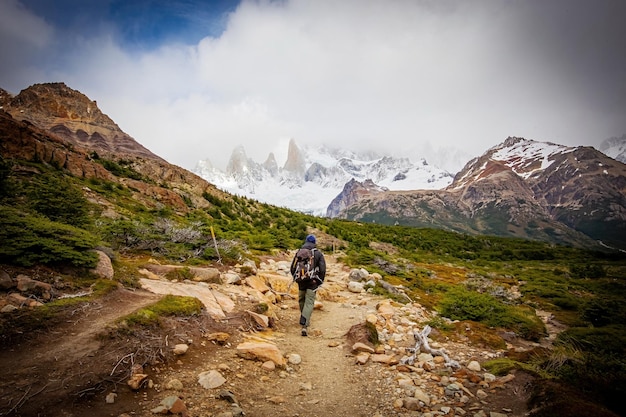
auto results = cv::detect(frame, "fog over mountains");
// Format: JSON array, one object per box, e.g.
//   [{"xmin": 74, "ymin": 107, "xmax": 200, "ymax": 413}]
[
  {"xmin": 194, "ymin": 136, "xmax": 626, "ymax": 218},
  {"xmin": 193, "ymin": 139, "xmax": 455, "ymax": 216}
]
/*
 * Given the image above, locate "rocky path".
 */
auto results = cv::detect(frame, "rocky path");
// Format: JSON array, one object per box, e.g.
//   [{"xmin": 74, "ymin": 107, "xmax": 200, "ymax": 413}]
[
  {"xmin": 0, "ymin": 253, "xmax": 539, "ymax": 416},
  {"xmin": 132, "ymin": 253, "xmax": 535, "ymax": 417}
]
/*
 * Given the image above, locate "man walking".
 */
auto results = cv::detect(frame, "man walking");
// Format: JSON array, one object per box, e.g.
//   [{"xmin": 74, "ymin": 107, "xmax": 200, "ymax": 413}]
[{"xmin": 290, "ymin": 234, "xmax": 326, "ymax": 336}]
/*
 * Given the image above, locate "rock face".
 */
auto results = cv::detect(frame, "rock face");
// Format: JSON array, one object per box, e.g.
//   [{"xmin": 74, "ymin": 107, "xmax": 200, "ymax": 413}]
[
  {"xmin": 327, "ymin": 178, "xmax": 388, "ymax": 218},
  {"xmin": 3, "ymin": 83, "xmax": 161, "ymax": 162},
  {"xmin": 329, "ymin": 137, "xmax": 626, "ymax": 250}
]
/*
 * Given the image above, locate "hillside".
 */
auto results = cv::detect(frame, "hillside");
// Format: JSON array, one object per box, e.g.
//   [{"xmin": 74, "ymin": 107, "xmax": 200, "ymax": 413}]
[{"xmin": 0, "ymin": 83, "xmax": 625, "ymax": 417}]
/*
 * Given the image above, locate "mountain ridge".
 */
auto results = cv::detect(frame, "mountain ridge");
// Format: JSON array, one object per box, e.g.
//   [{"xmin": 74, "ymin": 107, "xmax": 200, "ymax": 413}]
[{"xmin": 329, "ymin": 136, "xmax": 626, "ymax": 250}]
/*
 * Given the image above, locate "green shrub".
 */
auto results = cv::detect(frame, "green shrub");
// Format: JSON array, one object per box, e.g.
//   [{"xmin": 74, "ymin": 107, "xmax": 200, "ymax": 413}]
[
  {"xmin": 23, "ymin": 173, "xmax": 92, "ymax": 228},
  {"xmin": 0, "ymin": 205, "xmax": 98, "ymax": 267},
  {"xmin": 438, "ymin": 287, "xmax": 545, "ymax": 340}
]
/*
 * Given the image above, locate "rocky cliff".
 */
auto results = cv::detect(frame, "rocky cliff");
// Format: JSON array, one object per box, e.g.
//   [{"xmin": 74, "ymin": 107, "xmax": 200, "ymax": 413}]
[{"xmin": 3, "ymin": 83, "xmax": 161, "ymax": 162}]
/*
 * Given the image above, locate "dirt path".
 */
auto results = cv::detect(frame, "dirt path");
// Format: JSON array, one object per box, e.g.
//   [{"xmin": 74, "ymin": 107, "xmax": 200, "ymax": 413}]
[
  {"xmin": 0, "ymin": 288, "xmax": 161, "ymax": 417},
  {"xmin": 247, "ymin": 290, "xmax": 381, "ymax": 417}
]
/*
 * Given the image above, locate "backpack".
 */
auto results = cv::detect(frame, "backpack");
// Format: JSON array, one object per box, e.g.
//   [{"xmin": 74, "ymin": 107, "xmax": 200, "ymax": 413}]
[{"xmin": 293, "ymin": 247, "xmax": 317, "ymax": 282}]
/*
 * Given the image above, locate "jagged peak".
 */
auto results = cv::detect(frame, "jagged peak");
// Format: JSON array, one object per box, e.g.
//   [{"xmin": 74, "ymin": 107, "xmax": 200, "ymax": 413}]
[
  {"xmin": 262, "ymin": 152, "xmax": 279, "ymax": 176},
  {"xmin": 226, "ymin": 145, "xmax": 250, "ymax": 175},
  {"xmin": 283, "ymin": 138, "xmax": 306, "ymax": 175}
]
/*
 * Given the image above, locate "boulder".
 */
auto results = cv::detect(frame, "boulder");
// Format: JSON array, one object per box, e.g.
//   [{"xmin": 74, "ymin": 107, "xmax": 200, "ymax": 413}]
[
  {"xmin": 245, "ymin": 275, "xmax": 270, "ymax": 293},
  {"xmin": 348, "ymin": 281, "xmax": 364, "ymax": 293},
  {"xmin": 349, "ymin": 268, "xmax": 370, "ymax": 282},
  {"xmin": 90, "ymin": 250, "xmax": 114, "ymax": 279},
  {"xmin": 190, "ymin": 267, "xmax": 221, "ymax": 283},
  {"xmin": 0, "ymin": 270, "xmax": 14, "ymax": 290}
]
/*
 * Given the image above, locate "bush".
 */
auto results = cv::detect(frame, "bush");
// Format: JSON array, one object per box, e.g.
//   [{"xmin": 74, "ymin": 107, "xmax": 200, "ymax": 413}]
[
  {"xmin": 0, "ymin": 205, "xmax": 98, "ymax": 267},
  {"xmin": 24, "ymin": 173, "xmax": 92, "ymax": 228},
  {"xmin": 438, "ymin": 287, "xmax": 545, "ymax": 340}
]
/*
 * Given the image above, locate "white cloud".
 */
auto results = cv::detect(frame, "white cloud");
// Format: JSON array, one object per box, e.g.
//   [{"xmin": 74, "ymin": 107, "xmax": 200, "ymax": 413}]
[{"xmin": 2, "ymin": 0, "xmax": 625, "ymax": 173}]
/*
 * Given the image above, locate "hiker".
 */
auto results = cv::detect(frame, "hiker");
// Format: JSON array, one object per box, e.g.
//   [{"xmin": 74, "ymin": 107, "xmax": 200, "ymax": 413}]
[{"xmin": 290, "ymin": 234, "xmax": 326, "ymax": 336}]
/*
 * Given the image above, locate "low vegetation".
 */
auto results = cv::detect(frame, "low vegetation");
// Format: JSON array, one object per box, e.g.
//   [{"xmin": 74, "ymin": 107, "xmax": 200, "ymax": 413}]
[{"xmin": 0, "ymin": 154, "xmax": 625, "ymax": 415}]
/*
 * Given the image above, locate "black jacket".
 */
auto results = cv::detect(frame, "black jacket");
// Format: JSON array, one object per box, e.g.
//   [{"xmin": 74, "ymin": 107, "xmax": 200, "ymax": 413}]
[{"xmin": 290, "ymin": 241, "xmax": 326, "ymax": 290}]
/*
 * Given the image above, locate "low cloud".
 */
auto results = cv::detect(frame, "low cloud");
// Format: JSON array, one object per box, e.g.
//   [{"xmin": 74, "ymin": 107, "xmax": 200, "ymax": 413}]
[{"xmin": 2, "ymin": 0, "xmax": 625, "ymax": 172}]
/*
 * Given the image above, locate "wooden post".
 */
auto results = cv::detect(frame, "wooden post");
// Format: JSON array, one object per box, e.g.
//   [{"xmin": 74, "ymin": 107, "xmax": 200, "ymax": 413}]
[{"xmin": 210, "ymin": 226, "xmax": 221, "ymax": 264}]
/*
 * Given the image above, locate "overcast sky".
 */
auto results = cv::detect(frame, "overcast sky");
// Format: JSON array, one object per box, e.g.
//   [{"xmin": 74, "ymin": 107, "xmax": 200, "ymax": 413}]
[{"xmin": 1, "ymin": 0, "xmax": 625, "ymax": 172}]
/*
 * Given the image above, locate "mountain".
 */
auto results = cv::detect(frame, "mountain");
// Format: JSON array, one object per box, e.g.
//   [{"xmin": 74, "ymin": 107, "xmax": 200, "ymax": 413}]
[
  {"xmin": 599, "ymin": 134, "xmax": 626, "ymax": 164},
  {"xmin": 1, "ymin": 83, "xmax": 163, "ymax": 162},
  {"xmin": 328, "ymin": 137, "xmax": 626, "ymax": 250},
  {"xmin": 194, "ymin": 138, "xmax": 454, "ymax": 215},
  {"xmin": 1, "ymin": 83, "xmax": 224, "ymax": 212}
]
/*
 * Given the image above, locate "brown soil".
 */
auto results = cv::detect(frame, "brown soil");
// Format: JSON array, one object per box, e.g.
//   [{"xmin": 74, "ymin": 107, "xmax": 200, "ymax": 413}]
[{"xmin": 0, "ymin": 256, "xmax": 542, "ymax": 417}]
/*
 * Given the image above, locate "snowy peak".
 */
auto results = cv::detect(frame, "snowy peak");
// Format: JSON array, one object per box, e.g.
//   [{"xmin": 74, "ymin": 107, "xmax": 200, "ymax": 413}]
[
  {"xmin": 450, "ymin": 136, "xmax": 575, "ymax": 189},
  {"xmin": 599, "ymin": 134, "xmax": 626, "ymax": 164}
]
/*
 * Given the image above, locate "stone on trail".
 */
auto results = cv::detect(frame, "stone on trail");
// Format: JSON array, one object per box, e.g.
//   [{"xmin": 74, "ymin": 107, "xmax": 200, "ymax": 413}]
[
  {"xmin": 349, "ymin": 268, "xmax": 370, "ymax": 282},
  {"xmin": 348, "ymin": 281, "xmax": 364, "ymax": 293},
  {"xmin": 198, "ymin": 370, "xmax": 227, "ymax": 389},
  {"xmin": 151, "ymin": 395, "xmax": 188, "ymax": 416},
  {"xmin": 244, "ymin": 275, "xmax": 270, "ymax": 293},
  {"xmin": 172, "ymin": 343, "xmax": 189, "ymax": 355},
  {"xmin": 287, "ymin": 353, "xmax": 302, "ymax": 365},
  {"xmin": 351, "ymin": 342, "xmax": 375, "ymax": 354},
  {"xmin": 205, "ymin": 332, "xmax": 231, "ymax": 344},
  {"xmin": 236, "ymin": 341, "xmax": 286, "ymax": 367},
  {"xmin": 246, "ymin": 310, "xmax": 270, "ymax": 329}
]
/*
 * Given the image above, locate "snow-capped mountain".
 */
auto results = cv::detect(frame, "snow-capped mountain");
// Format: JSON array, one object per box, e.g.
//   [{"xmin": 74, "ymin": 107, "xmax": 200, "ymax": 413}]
[
  {"xmin": 328, "ymin": 136, "xmax": 626, "ymax": 250},
  {"xmin": 599, "ymin": 134, "xmax": 626, "ymax": 164},
  {"xmin": 193, "ymin": 139, "xmax": 454, "ymax": 215}
]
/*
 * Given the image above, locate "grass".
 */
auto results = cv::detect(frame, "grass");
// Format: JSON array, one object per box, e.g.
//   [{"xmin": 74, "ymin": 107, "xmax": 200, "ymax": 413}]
[{"xmin": 116, "ymin": 295, "xmax": 204, "ymax": 328}]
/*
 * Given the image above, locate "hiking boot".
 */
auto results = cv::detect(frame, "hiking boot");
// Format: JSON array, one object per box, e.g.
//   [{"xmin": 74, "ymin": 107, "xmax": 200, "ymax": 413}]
[{"xmin": 301, "ymin": 327, "xmax": 308, "ymax": 337}]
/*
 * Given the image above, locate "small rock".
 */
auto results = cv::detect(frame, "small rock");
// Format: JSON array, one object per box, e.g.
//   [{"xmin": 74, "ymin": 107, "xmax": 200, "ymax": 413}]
[
  {"xmin": 151, "ymin": 396, "xmax": 188, "ymax": 416},
  {"xmin": 403, "ymin": 397, "xmax": 422, "ymax": 411},
  {"xmin": 127, "ymin": 373, "xmax": 148, "ymax": 390},
  {"xmin": 267, "ymin": 396, "xmax": 286, "ymax": 404},
  {"xmin": 414, "ymin": 387, "xmax": 431, "ymax": 406},
  {"xmin": 219, "ymin": 390, "xmax": 238, "ymax": 404},
  {"xmin": 287, "ymin": 353, "xmax": 302, "ymax": 365},
  {"xmin": 105, "ymin": 392, "xmax": 117, "ymax": 404},
  {"xmin": 198, "ymin": 370, "xmax": 226, "ymax": 389},
  {"xmin": 467, "ymin": 360, "xmax": 482, "ymax": 371},
  {"xmin": 173, "ymin": 344, "xmax": 189, "ymax": 355},
  {"xmin": 352, "ymin": 342, "xmax": 375, "ymax": 354},
  {"xmin": 165, "ymin": 379, "xmax": 184, "ymax": 390},
  {"xmin": 206, "ymin": 332, "xmax": 231, "ymax": 344},
  {"xmin": 355, "ymin": 352, "xmax": 370, "ymax": 365},
  {"xmin": 476, "ymin": 389, "xmax": 488, "ymax": 399}
]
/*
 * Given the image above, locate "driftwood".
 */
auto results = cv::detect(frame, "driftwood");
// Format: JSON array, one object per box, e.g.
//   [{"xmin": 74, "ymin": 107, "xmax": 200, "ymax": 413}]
[{"xmin": 401, "ymin": 325, "xmax": 460, "ymax": 369}]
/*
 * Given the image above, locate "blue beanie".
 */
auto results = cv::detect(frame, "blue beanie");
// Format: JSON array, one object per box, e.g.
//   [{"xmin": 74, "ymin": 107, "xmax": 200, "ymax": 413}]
[{"xmin": 306, "ymin": 234, "xmax": 316, "ymax": 243}]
